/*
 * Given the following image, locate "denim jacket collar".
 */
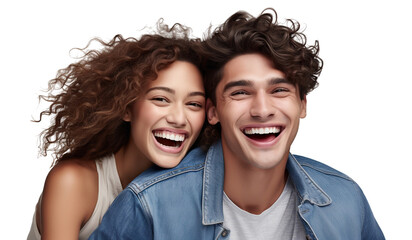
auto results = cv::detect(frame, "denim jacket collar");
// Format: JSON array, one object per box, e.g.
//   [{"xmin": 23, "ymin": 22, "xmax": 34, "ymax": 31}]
[
  {"xmin": 201, "ymin": 141, "xmax": 332, "ymax": 225},
  {"xmin": 287, "ymin": 154, "xmax": 332, "ymax": 206}
]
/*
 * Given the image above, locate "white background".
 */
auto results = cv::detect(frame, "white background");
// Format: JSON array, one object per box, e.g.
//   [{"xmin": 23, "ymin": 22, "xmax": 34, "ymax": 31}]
[{"xmin": 1, "ymin": 0, "xmax": 410, "ymax": 239}]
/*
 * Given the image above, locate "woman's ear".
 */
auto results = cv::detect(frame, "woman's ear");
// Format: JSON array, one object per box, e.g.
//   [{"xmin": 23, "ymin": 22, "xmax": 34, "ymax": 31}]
[
  {"xmin": 123, "ymin": 107, "xmax": 131, "ymax": 122},
  {"xmin": 206, "ymin": 99, "xmax": 219, "ymax": 125}
]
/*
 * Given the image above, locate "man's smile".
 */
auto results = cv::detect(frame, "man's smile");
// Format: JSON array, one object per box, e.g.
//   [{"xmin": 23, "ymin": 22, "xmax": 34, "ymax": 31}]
[{"xmin": 241, "ymin": 126, "xmax": 283, "ymax": 142}]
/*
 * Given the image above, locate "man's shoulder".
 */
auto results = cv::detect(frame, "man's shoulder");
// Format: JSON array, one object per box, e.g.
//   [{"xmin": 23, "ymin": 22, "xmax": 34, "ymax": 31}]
[
  {"xmin": 127, "ymin": 147, "xmax": 207, "ymax": 194},
  {"xmin": 291, "ymin": 154, "xmax": 353, "ymax": 182},
  {"xmin": 290, "ymin": 154, "xmax": 364, "ymax": 209}
]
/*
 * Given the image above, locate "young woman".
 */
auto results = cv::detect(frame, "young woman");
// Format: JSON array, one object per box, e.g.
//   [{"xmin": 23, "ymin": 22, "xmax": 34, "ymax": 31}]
[{"xmin": 27, "ymin": 22, "xmax": 206, "ymax": 240}]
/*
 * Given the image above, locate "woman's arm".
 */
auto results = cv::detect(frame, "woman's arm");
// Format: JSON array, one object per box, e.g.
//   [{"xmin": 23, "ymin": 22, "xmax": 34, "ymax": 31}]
[{"xmin": 39, "ymin": 160, "xmax": 98, "ymax": 240}]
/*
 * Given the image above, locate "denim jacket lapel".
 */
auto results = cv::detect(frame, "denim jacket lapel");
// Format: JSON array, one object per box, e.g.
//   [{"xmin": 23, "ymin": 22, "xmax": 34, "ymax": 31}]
[
  {"xmin": 287, "ymin": 153, "xmax": 332, "ymax": 206},
  {"xmin": 202, "ymin": 141, "xmax": 225, "ymax": 225}
]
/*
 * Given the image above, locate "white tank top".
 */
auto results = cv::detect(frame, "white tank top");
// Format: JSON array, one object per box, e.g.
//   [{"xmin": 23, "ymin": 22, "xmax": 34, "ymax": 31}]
[{"xmin": 27, "ymin": 154, "xmax": 123, "ymax": 240}]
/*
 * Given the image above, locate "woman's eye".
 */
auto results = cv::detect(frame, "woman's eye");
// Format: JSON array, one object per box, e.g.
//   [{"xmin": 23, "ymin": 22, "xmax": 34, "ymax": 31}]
[
  {"xmin": 187, "ymin": 102, "xmax": 203, "ymax": 108},
  {"xmin": 151, "ymin": 97, "xmax": 169, "ymax": 103},
  {"xmin": 150, "ymin": 97, "xmax": 170, "ymax": 106}
]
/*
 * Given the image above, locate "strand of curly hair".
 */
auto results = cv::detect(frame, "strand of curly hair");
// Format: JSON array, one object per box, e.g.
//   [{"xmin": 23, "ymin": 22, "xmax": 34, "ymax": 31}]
[{"xmin": 34, "ymin": 21, "xmax": 201, "ymax": 165}]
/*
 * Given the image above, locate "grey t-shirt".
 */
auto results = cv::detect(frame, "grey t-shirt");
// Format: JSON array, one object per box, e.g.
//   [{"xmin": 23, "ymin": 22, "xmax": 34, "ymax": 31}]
[{"xmin": 223, "ymin": 177, "xmax": 306, "ymax": 240}]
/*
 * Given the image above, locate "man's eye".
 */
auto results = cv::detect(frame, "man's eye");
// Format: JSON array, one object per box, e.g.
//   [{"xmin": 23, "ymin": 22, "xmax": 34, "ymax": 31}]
[
  {"xmin": 231, "ymin": 90, "xmax": 249, "ymax": 96},
  {"xmin": 272, "ymin": 88, "xmax": 289, "ymax": 94}
]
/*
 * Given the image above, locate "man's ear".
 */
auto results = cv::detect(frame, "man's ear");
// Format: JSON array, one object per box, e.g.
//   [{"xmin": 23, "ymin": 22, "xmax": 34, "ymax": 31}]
[
  {"xmin": 300, "ymin": 95, "xmax": 307, "ymax": 119},
  {"xmin": 206, "ymin": 99, "xmax": 219, "ymax": 125}
]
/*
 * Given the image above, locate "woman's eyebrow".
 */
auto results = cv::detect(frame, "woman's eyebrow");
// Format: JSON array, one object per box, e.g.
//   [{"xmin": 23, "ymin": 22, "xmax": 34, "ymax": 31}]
[
  {"xmin": 145, "ymin": 86, "xmax": 174, "ymax": 94},
  {"xmin": 146, "ymin": 87, "xmax": 205, "ymax": 97},
  {"xmin": 188, "ymin": 91, "xmax": 205, "ymax": 97}
]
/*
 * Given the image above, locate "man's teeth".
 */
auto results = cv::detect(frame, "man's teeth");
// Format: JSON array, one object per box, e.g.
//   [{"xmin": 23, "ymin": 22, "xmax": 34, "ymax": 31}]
[
  {"xmin": 244, "ymin": 127, "xmax": 280, "ymax": 135},
  {"xmin": 154, "ymin": 131, "xmax": 185, "ymax": 141}
]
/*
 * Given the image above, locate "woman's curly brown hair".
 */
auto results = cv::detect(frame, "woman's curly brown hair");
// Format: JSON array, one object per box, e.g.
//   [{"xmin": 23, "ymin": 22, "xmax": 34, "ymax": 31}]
[
  {"xmin": 199, "ymin": 8, "xmax": 323, "ymax": 146},
  {"xmin": 36, "ymin": 21, "xmax": 202, "ymax": 165}
]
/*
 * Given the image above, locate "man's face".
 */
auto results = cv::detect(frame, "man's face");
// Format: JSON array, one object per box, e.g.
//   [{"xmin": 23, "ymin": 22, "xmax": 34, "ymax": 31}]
[{"xmin": 207, "ymin": 53, "xmax": 306, "ymax": 170}]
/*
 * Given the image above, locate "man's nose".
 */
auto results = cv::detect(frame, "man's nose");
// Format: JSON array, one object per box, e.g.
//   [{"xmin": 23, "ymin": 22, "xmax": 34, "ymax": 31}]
[{"xmin": 250, "ymin": 91, "xmax": 274, "ymax": 120}]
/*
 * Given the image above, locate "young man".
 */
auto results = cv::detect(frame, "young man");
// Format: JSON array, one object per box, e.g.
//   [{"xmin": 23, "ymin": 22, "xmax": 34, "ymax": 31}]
[{"xmin": 90, "ymin": 9, "xmax": 384, "ymax": 240}]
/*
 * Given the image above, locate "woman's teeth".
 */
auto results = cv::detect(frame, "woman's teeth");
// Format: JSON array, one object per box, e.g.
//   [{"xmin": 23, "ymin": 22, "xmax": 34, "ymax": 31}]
[
  {"xmin": 154, "ymin": 131, "xmax": 185, "ymax": 142},
  {"xmin": 153, "ymin": 130, "xmax": 186, "ymax": 148}
]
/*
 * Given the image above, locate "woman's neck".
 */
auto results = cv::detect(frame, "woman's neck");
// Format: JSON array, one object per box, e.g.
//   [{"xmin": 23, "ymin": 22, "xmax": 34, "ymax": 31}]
[{"xmin": 114, "ymin": 144, "xmax": 153, "ymax": 189}]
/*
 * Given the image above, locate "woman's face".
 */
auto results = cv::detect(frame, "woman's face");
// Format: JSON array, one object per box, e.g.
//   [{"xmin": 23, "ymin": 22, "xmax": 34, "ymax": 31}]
[{"xmin": 125, "ymin": 61, "xmax": 205, "ymax": 168}]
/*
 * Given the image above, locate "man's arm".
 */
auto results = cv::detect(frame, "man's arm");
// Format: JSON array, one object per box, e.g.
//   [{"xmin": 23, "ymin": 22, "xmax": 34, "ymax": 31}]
[
  {"xmin": 356, "ymin": 185, "xmax": 385, "ymax": 240},
  {"xmin": 89, "ymin": 188, "xmax": 153, "ymax": 239}
]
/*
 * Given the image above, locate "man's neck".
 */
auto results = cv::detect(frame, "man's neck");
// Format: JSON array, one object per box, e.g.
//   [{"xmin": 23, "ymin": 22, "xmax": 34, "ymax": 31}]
[{"xmin": 223, "ymin": 155, "xmax": 288, "ymax": 215}]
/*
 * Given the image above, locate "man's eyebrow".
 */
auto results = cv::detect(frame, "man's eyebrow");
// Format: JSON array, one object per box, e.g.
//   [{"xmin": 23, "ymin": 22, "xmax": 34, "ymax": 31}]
[
  {"xmin": 223, "ymin": 80, "xmax": 253, "ymax": 92},
  {"xmin": 268, "ymin": 77, "xmax": 290, "ymax": 85},
  {"xmin": 222, "ymin": 78, "xmax": 290, "ymax": 92},
  {"xmin": 145, "ymin": 86, "xmax": 174, "ymax": 94}
]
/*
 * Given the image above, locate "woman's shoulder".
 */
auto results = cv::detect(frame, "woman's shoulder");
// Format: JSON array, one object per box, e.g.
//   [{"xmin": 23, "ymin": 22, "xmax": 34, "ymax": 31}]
[
  {"xmin": 40, "ymin": 159, "xmax": 99, "ymax": 230},
  {"xmin": 45, "ymin": 159, "xmax": 97, "ymax": 190}
]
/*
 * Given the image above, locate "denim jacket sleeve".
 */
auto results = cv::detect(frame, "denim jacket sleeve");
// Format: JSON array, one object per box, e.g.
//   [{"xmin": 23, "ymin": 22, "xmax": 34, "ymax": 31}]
[
  {"xmin": 357, "ymin": 184, "xmax": 385, "ymax": 240},
  {"xmin": 89, "ymin": 188, "xmax": 152, "ymax": 239}
]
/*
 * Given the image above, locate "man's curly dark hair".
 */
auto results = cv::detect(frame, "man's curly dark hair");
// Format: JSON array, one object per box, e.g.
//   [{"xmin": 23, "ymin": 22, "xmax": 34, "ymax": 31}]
[{"xmin": 199, "ymin": 8, "xmax": 323, "ymax": 147}]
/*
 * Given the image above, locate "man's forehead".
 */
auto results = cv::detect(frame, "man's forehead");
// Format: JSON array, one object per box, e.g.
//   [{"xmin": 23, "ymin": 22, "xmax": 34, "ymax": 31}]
[{"xmin": 221, "ymin": 53, "xmax": 284, "ymax": 78}]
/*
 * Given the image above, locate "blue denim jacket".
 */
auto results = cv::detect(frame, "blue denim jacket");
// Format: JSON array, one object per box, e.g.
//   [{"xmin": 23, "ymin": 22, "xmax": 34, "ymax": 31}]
[{"xmin": 90, "ymin": 141, "xmax": 384, "ymax": 240}]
